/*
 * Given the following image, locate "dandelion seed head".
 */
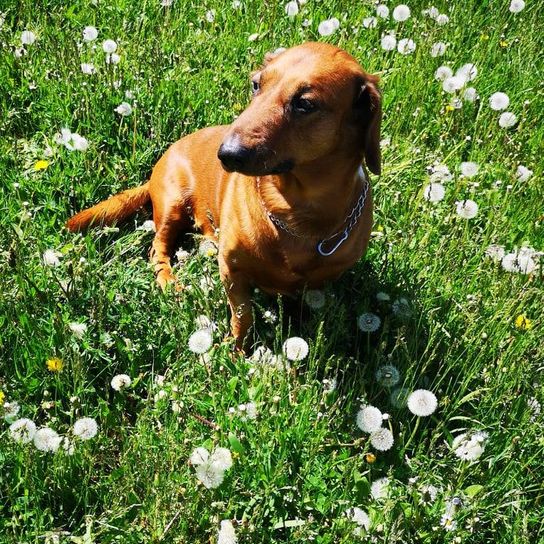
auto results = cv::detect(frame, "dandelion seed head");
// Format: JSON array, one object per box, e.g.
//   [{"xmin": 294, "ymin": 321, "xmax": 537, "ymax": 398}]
[
  {"xmin": 111, "ymin": 374, "xmax": 131, "ymax": 391},
  {"xmin": 80, "ymin": 62, "xmax": 95, "ymax": 75},
  {"xmin": 43, "ymin": 249, "xmax": 61, "ymax": 267},
  {"xmin": 370, "ymin": 427, "xmax": 394, "ymax": 450},
  {"xmin": 460, "ymin": 161, "xmax": 479, "ymax": 177},
  {"xmin": 9, "ymin": 418, "xmax": 36, "ymax": 443},
  {"xmin": 435, "ymin": 13, "xmax": 449, "ymax": 25},
  {"xmin": 397, "ymin": 38, "xmax": 416, "ymax": 55},
  {"xmin": 407, "ymin": 389, "xmax": 438, "ymax": 416},
  {"xmin": 73, "ymin": 417, "xmax": 98, "ymax": 440},
  {"xmin": 443, "ymin": 76, "xmax": 465, "ymax": 93},
  {"xmin": 430, "ymin": 42, "xmax": 447, "ymax": 57},
  {"xmin": 346, "ymin": 507, "xmax": 370, "ymax": 530},
  {"xmin": 285, "ymin": 1, "xmax": 298, "ymax": 17},
  {"xmin": 381, "ymin": 34, "xmax": 397, "ymax": 51},
  {"xmin": 34, "ymin": 427, "xmax": 62, "ymax": 452},
  {"xmin": 392, "ymin": 4, "xmax": 411, "ymax": 22},
  {"xmin": 83, "ymin": 26, "xmax": 98, "ymax": 42},
  {"xmin": 21, "ymin": 30, "xmax": 36, "ymax": 45},
  {"xmin": 376, "ymin": 4, "xmax": 389, "ymax": 18},
  {"xmin": 485, "ymin": 244, "xmax": 505, "ymax": 261},
  {"xmin": 282, "ymin": 337, "xmax": 309, "ymax": 361},
  {"xmin": 356, "ymin": 405, "xmax": 383, "ymax": 433},
  {"xmin": 376, "ymin": 365, "xmax": 401, "ymax": 387},
  {"xmin": 190, "ymin": 447, "xmax": 210, "ymax": 465},
  {"xmin": 318, "ymin": 18, "xmax": 340, "ymax": 36},
  {"xmin": 211, "ymin": 447, "xmax": 233, "ymax": 471},
  {"xmin": 188, "ymin": 328, "xmax": 213, "ymax": 354},
  {"xmin": 498, "ymin": 111, "xmax": 517, "ymax": 128},
  {"xmin": 509, "ymin": 0, "xmax": 525, "ymax": 13},
  {"xmin": 435, "ymin": 65, "xmax": 453, "ymax": 81},
  {"xmin": 371, "ymin": 477, "xmax": 391, "ymax": 500},
  {"xmin": 516, "ymin": 165, "xmax": 533, "ymax": 182},
  {"xmin": 218, "ymin": 520, "xmax": 237, "ymax": 544},
  {"xmin": 357, "ymin": 312, "xmax": 381, "ymax": 332},
  {"xmin": 102, "ymin": 39, "xmax": 117, "ymax": 53},
  {"xmin": 423, "ymin": 182, "xmax": 445, "ymax": 203},
  {"xmin": 489, "ymin": 92, "xmax": 509, "ymax": 111},
  {"xmin": 456, "ymin": 63, "xmax": 478, "ymax": 81},
  {"xmin": 196, "ymin": 463, "xmax": 225, "ymax": 488},
  {"xmin": 69, "ymin": 322, "xmax": 87, "ymax": 338},
  {"xmin": 463, "ymin": 87, "xmax": 478, "ymax": 103},
  {"xmin": 363, "ymin": 16, "xmax": 377, "ymax": 28},
  {"xmin": 304, "ymin": 289, "xmax": 325, "ymax": 309}
]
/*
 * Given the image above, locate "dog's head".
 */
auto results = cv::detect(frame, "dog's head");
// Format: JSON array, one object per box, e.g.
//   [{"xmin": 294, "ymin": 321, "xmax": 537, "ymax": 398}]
[{"xmin": 218, "ymin": 42, "xmax": 382, "ymax": 177}]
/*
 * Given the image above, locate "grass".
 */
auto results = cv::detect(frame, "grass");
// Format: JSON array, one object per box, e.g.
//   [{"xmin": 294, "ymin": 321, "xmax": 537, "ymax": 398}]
[{"xmin": 1, "ymin": 0, "xmax": 543, "ymax": 542}]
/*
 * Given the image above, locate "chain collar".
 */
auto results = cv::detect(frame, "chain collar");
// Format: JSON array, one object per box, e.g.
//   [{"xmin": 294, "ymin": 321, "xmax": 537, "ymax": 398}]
[{"xmin": 256, "ymin": 167, "xmax": 370, "ymax": 257}]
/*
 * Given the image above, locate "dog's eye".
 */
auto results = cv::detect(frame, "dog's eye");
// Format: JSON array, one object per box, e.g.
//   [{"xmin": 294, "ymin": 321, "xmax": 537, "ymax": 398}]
[
  {"xmin": 251, "ymin": 80, "xmax": 260, "ymax": 95},
  {"xmin": 292, "ymin": 96, "xmax": 317, "ymax": 114}
]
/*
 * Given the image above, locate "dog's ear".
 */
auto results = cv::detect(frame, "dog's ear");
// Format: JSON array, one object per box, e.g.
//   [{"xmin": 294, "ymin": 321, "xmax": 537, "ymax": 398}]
[{"xmin": 354, "ymin": 75, "xmax": 382, "ymax": 176}]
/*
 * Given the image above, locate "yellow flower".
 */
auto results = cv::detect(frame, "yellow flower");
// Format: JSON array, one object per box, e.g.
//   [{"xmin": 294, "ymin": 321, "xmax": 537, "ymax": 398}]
[
  {"xmin": 499, "ymin": 40, "xmax": 508, "ymax": 48},
  {"xmin": 0, "ymin": 391, "xmax": 5, "ymax": 405},
  {"xmin": 515, "ymin": 315, "xmax": 532, "ymax": 331},
  {"xmin": 445, "ymin": 105, "xmax": 455, "ymax": 112},
  {"xmin": 46, "ymin": 357, "xmax": 64, "ymax": 372},
  {"xmin": 365, "ymin": 452, "xmax": 376, "ymax": 464},
  {"xmin": 34, "ymin": 160, "xmax": 50, "ymax": 171},
  {"xmin": 481, "ymin": 34, "xmax": 489, "ymax": 41}
]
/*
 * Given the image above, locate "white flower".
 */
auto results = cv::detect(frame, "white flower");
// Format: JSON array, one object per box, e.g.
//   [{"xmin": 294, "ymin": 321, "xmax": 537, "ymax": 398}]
[
  {"xmin": 435, "ymin": 65, "xmax": 453, "ymax": 81},
  {"xmin": 452, "ymin": 432, "xmax": 487, "ymax": 461},
  {"xmin": 397, "ymin": 38, "xmax": 416, "ymax": 55},
  {"xmin": 232, "ymin": 0, "xmax": 242, "ymax": 8},
  {"xmin": 456, "ymin": 199, "xmax": 479, "ymax": 219},
  {"xmin": 72, "ymin": 133, "xmax": 89, "ymax": 151},
  {"xmin": 102, "ymin": 39, "xmax": 117, "ymax": 53},
  {"xmin": 161, "ymin": 0, "xmax": 174, "ymax": 5},
  {"xmin": 190, "ymin": 446, "xmax": 210, "ymax": 465},
  {"xmin": 430, "ymin": 42, "xmax": 447, "ymax": 57},
  {"xmin": 9, "ymin": 418, "xmax": 37, "ymax": 443},
  {"xmin": 456, "ymin": 63, "xmax": 477, "ymax": 81},
  {"xmin": 83, "ymin": 26, "xmax": 98, "ymax": 42},
  {"xmin": 460, "ymin": 161, "xmax": 479, "ymax": 177},
  {"xmin": 356, "ymin": 405, "xmax": 383, "ymax": 433},
  {"xmin": 424, "ymin": 6, "xmax": 440, "ymax": 19},
  {"xmin": 73, "ymin": 417, "xmax": 98, "ymax": 440},
  {"xmin": 370, "ymin": 427, "xmax": 394, "ymax": 451},
  {"xmin": 430, "ymin": 163, "xmax": 452, "ymax": 182},
  {"xmin": 34, "ymin": 427, "xmax": 62, "ymax": 452},
  {"xmin": 218, "ymin": 520, "xmax": 237, "ymax": 544},
  {"xmin": 21, "ymin": 30, "xmax": 36, "ymax": 45},
  {"xmin": 441, "ymin": 514, "xmax": 457, "ymax": 531},
  {"xmin": 463, "ymin": 87, "xmax": 478, "ymax": 103},
  {"xmin": 390, "ymin": 387, "xmax": 409, "ymax": 408},
  {"xmin": 106, "ymin": 53, "xmax": 121, "ymax": 64},
  {"xmin": 371, "ymin": 477, "xmax": 391, "ymax": 500},
  {"xmin": 485, "ymin": 244, "xmax": 505, "ymax": 261},
  {"xmin": 285, "ymin": 1, "xmax": 298, "ymax": 16},
  {"xmin": 304, "ymin": 289, "xmax": 325, "ymax": 309},
  {"xmin": 111, "ymin": 374, "xmax": 132, "ymax": 391},
  {"xmin": 3, "ymin": 401, "xmax": 20, "ymax": 422},
  {"xmin": 262, "ymin": 310, "xmax": 277, "ymax": 324},
  {"xmin": 317, "ymin": 18, "xmax": 339, "ymax": 36},
  {"xmin": 192, "ymin": 446, "xmax": 233, "ymax": 489},
  {"xmin": 80, "ymin": 63, "xmax": 95, "ymax": 75},
  {"xmin": 114, "ymin": 102, "xmax": 132, "ymax": 116},
  {"xmin": 196, "ymin": 463, "xmax": 225, "ymax": 489},
  {"xmin": 198, "ymin": 239, "xmax": 218, "ymax": 257},
  {"xmin": 282, "ymin": 337, "xmax": 309, "ymax": 361},
  {"xmin": 363, "ymin": 16, "xmax": 377, "ymax": 28},
  {"xmin": 43, "ymin": 249, "xmax": 61, "ymax": 267},
  {"xmin": 392, "ymin": 4, "xmax": 411, "ymax": 21},
  {"xmin": 205, "ymin": 9, "xmax": 215, "ymax": 22},
  {"xmin": 376, "ymin": 365, "xmax": 401, "ymax": 387},
  {"xmin": 376, "ymin": 4, "xmax": 389, "ymax": 18},
  {"xmin": 380, "ymin": 35, "xmax": 397, "ymax": 51},
  {"xmin": 357, "ymin": 312, "xmax": 381, "ymax": 332},
  {"xmin": 137, "ymin": 219, "xmax": 155, "ymax": 231},
  {"xmin": 423, "ymin": 182, "xmax": 445, "ymax": 203},
  {"xmin": 516, "ymin": 165, "xmax": 533, "ymax": 182},
  {"xmin": 501, "ymin": 250, "xmax": 536, "ymax": 274},
  {"xmin": 346, "ymin": 507, "xmax": 370, "ymax": 532},
  {"xmin": 188, "ymin": 328, "xmax": 213, "ymax": 354},
  {"xmin": 442, "ymin": 76, "xmax": 465, "ymax": 93},
  {"xmin": 498, "ymin": 111, "xmax": 517, "ymax": 128},
  {"xmin": 211, "ymin": 447, "xmax": 233, "ymax": 470},
  {"xmin": 509, "ymin": 0, "xmax": 525, "ymax": 13},
  {"xmin": 489, "ymin": 92, "xmax": 509, "ymax": 111},
  {"xmin": 435, "ymin": 13, "xmax": 449, "ymax": 25},
  {"xmin": 69, "ymin": 322, "xmax": 87, "ymax": 338},
  {"xmin": 419, "ymin": 484, "xmax": 439, "ymax": 504},
  {"xmin": 407, "ymin": 389, "xmax": 438, "ymax": 416}
]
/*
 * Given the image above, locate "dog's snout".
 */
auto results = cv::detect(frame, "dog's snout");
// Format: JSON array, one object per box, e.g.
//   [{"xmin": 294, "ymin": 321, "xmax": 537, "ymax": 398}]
[{"xmin": 218, "ymin": 139, "xmax": 254, "ymax": 172}]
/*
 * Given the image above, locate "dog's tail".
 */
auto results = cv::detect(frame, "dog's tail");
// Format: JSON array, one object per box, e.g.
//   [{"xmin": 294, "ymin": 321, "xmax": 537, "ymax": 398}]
[{"xmin": 66, "ymin": 182, "xmax": 151, "ymax": 232}]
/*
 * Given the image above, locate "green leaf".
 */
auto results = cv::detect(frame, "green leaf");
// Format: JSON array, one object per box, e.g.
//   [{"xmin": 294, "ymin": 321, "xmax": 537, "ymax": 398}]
[
  {"xmin": 228, "ymin": 433, "xmax": 245, "ymax": 454},
  {"xmin": 464, "ymin": 484, "xmax": 484, "ymax": 498}
]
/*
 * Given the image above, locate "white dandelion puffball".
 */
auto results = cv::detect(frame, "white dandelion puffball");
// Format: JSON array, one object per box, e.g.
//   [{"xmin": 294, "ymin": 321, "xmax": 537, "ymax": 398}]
[
  {"xmin": 317, "ymin": 18, "xmax": 340, "ymax": 36},
  {"xmin": 188, "ymin": 328, "xmax": 213, "ymax": 354},
  {"xmin": 370, "ymin": 427, "xmax": 394, "ymax": 451},
  {"xmin": 489, "ymin": 92, "xmax": 509, "ymax": 111},
  {"xmin": 456, "ymin": 199, "xmax": 479, "ymax": 219},
  {"xmin": 363, "ymin": 16, "xmax": 377, "ymax": 28},
  {"xmin": 430, "ymin": 42, "xmax": 447, "ymax": 57},
  {"xmin": 83, "ymin": 26, "xmax": 98, "ymax": 42},
  {"xmin": 407, "ymin": 389, "xmax": 438, "ymax": 416},
  {"xmin": 218, "ymin": 520, "xmax": 237, "ymax": 544},
  {"xmin": 392, "ymin": 297, "xmax": 412, "ymax": 319},
  {"xmin": 196, "ymin": 463, "xmax": 225, "ymax": 489},
  {"xmin": 357, "ymin": 312, "xmax": 381, "ymax": 332},
  {"xmin": 430, "ymin": 163, "xmax": 453, "ymax": 182},
  {"xmin": 381, "ymin": 35, "xmax": 397, "ymax": 52},
  {"xmin": 435, "ymin": 65, "xmax": 453, "ymax": 81},
  {"xmin": 9, "ymin": 418, "xmax": 37, "ymax": 444},
  {"xmin": 73, "ymin": 417, "xmax": 98, "ymax": 440},
  {"xmin": 460, "ymin": 161, "xmax": 479, "ymax": 177},
  {"xmin": 390, "ymin": 387, "xmax": 410, "ymax": 408},
  {"xmin": 425, "ymin": 6, "xmax": 440, "ymax": 19},
  {"xmin": 43, "ymin": 249, "xmax": 61, "ymax": 267},
  {"xmin": 376, "ymin": 4, "xmax": 389, "ymax": 18},
  {"xmin": 501, "ymin": 250, "xmax": 536, "ymax": 274},
  {"xmin": 69, "ymin": 322, "xmax": 87, "ymax": 338},
  {"xmin": 21, "ymin": 30, "xmax": 36, "ymax": 45},
  {"xmin": 3, "ymin": 401, "xmax": 20, "ymax": 422},
  {"xmin": 423, "ymin": 183, "xmax": 445, "ymax": 203},
  {"xmin": 516, "ymin": 165, "xmax": 533, "ymax": 182},
  {"xmin": 282, "ymin": 337, "xmax": 309, "ymax": 361},
  {"xmin": 346, "ymin": 507, "xmax": 370, "ymax": 530},
  {"xmin": 80, "ymin": 63, "xmax": 95, "ymax": 75},
  {"xmin": 452, "ymin": 432, "xmax": 487, "ymax": 461},
  {"xmin": 285, "ymin": 1, "xmax": 298, "ymax": 17},
  {"xmin": 371, "ymin": 477, "xmax": 391, "ymax": 500},
  {"xmin": 463, "ymin": 87, "xmax": 478, "ymax": 103},
  {"xmin": 376, "ymin": 365, "xmax": 401, "ymax": 387},
  {"xmin": 509, "ymin": 0, "xmax": 525, "ymax": 13},
  {"xmin": 392, "ymin": 4, "xmax": 411, "ymax": 21},
  {"xmin": 111, "ymin": 374, "xmax": 132, "ymax": 391},
  {"xmin": 485, "ymin": 244, "xmax": 505, "ymax": 261},
  {"xmin": 397, "ymin": 38, "xmax": 416, "ymax": 55},
  {"xmin": 115, "ymin": 102, "xmax": 132, "ymax": 116},
  {"xmin": 137, "ymin": 219, "xmax": 155, "ymax": 232},
  {"xmin": 211, "ymin": 447, "xmax": 233, "ymax": 471},
  {"xmin": 102, "ymin": 39, "xmax": 117, "ymax": 53},
  {"xmin": 419, "ymin": 484, "xmax": 439, "ymax": 504},
  {"xmin": 456, "ymin": 63, "xmax": 478, "ymax": 82},
  {"xmin": 499, "ymin": 111, "xmax": 517, "ymax": 128},
  {"xmin": 304, "ymin": 289, "xmax": 325, "ymax": 309},
  {"xmin": 205, "ymin": 9, "xmax": 215, "ymax": 22},
  {"xmin": 435, "ymin": 13, "xmax": 449, "ymax": 25},
  {"xmin": 356, "ymin": 405, "xmax": 383, "ymax": 433},
  {"xmin": 71, "ymin": 133, "xmax": 89, "ymax": 152},
  {"xmin": 190, "ymin": 447, "xmax": 210, "ymax": 466},
  {"xmin": 106, "ymin": 53, "xmax": 121, "ymax": 65},
  {"xmin": 34, "ymin": 427, "xmax": 62, "ymax": 452},
  {"xmin": 442, "ymin": 76, "xmax": 465, "ymax": 93}
]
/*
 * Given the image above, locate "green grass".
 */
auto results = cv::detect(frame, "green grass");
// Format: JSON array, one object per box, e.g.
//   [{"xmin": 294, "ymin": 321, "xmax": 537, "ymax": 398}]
[{"xmin": 1, "ymin": 0, "xmax": 543, "ymax": 542}]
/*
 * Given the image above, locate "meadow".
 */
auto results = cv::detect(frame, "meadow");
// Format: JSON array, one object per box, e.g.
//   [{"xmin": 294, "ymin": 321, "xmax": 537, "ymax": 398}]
[{"xmin": 1, "ymin": 0, "xmax": 543, "ymax": 542}]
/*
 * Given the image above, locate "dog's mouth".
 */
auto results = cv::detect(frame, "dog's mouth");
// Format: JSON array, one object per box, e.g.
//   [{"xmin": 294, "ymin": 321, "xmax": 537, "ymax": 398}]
[{"xmin": 220, "ymin": 159, "xmax": 294, "ymax": 176}]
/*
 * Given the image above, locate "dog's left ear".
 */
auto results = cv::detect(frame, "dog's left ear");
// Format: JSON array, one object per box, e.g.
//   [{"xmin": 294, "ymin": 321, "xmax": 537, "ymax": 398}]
[{"xmin": 354, "ymin": 75, "xmax": 382, "ymax": 176}]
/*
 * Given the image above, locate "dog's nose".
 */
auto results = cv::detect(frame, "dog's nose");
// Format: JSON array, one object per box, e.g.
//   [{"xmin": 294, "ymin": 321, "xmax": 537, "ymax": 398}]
[{"xmin": 218, "ymin": 139, "xmax": 254, "ymax": 172}]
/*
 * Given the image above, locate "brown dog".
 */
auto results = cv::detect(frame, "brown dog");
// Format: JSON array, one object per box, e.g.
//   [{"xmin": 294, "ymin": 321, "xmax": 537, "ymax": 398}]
[{"xmin": 66, "ymin": 42, "xmax": 381, "ymax": 348}]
